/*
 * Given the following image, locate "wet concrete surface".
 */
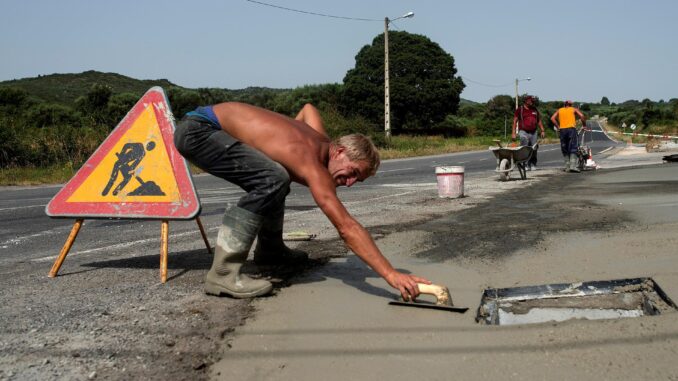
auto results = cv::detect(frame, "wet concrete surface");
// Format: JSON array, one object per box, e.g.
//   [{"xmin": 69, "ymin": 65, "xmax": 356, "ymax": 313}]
[{"xmin": 211, "ymin": 156, "xmax": 678, "ymax": 380}]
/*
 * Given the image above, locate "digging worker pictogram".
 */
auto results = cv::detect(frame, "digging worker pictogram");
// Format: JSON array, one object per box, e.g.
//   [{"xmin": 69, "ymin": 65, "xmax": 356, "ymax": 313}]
[
  {"xmin": 173, "ymin": 102, "xmax": 431, "ymax": 300},
  {"xmin": 102, "ymin": 141, "xmax": 163, "ymax": 196}
]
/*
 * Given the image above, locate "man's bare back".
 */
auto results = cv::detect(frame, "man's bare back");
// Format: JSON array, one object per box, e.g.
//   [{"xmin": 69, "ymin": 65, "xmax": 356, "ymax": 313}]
[{"xmin": 213, "ymin": 102, "xmax": 328, "ymax": 186}]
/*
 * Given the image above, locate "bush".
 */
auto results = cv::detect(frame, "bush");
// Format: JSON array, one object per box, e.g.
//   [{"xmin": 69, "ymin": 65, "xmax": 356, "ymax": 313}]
[
  {"xmin": 26, "ymin": 103, "xmax": 81, "ymax": 128},
  {"xmin": 320, "ymin": 107, "xmax": 385, "ymax": 147}
]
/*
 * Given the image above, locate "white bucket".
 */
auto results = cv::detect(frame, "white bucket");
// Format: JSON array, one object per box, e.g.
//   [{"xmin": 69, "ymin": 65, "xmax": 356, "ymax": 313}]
[{"xmin": 435, "ymin": 166, "xmax": 464, "ymax": 198}]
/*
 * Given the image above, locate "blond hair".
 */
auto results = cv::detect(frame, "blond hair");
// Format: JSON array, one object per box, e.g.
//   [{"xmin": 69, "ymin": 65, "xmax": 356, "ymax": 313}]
[{"xmin": 332, "ymin": 134, "xmax": 380, "ymax": 176}]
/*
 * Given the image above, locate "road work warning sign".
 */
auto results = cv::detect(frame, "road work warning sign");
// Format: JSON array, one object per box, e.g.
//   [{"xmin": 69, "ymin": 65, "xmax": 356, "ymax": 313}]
[{"xmin": 46, "ymin": 87, "xmax": 200, "ymax": 219}]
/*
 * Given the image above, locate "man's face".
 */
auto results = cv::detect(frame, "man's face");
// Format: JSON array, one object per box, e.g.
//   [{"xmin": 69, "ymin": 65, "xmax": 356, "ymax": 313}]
[{"xmin": 328, "ymin": 149, "xmax": 371, "ymax": 187}]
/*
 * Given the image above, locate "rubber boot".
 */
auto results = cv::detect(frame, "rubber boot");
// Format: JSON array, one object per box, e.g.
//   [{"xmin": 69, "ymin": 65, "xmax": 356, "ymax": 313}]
[
  {"xmin": 204, "ymin": 207, "xmax": 273, "ymax": 298},
  {"xmin": 569, "ymin": 154, "xmax": 581, "ymax": 173},
  {"xmin": 563, "ymin": 155, "xmax": 570, "ymax": 172},
  {"xmin": 254, "ymin": 209, "xmax": 308, "ymax": 266}
]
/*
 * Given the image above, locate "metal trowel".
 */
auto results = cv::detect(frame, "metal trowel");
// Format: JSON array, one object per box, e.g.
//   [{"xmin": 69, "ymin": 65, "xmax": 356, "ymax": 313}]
[{"xmin": 388, "ymin": 283, "xmax": 469, "ymax": 313}]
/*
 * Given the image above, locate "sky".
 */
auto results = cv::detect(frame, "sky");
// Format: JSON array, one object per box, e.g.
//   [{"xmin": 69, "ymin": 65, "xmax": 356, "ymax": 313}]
[{"xmin": 1, "ymin": 0, "xmax": 676, "ymax": 103}]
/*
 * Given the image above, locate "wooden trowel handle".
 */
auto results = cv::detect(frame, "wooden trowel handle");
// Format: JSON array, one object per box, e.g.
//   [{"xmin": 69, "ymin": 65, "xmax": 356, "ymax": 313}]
[{"xmin": 417, "ymin": 283, "xmax": 453, "ymax": 306}]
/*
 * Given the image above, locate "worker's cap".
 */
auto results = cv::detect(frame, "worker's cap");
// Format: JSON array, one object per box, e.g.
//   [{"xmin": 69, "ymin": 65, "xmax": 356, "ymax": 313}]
[
  {"xmin": 524, "ymin": 95, "xmax": 534, "ymax": 102},
  {"xmin": 564, "ymin": 100, "xmax": 573, "ymax": 105}
]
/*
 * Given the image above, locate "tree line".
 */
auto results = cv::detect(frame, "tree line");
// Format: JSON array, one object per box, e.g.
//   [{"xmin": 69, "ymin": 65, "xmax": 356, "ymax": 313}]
[{"xmin": 1, "ymin": 31, "xmax": 676, "ymax": 170}]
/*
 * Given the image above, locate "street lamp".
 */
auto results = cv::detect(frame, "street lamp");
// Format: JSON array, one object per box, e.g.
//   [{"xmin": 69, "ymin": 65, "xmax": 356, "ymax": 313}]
[
  {"xmin": 514, "ymin": 77, "xmax": 531, "ymax": 110},
  {"xmin": 384, "ymin": 11, "xmax": 414, "ymax": 140}
]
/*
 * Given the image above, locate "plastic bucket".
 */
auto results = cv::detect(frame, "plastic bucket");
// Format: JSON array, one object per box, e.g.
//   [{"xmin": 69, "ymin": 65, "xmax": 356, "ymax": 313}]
[{"xmin": 435, "ymin": 166, "xmax": 464, "ymax": 198}]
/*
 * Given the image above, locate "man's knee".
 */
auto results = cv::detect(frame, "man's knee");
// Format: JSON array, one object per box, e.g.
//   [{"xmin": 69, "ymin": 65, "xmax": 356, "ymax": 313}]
[
  {"xmin": 252, "ymin": 163, "xmax": 290, "ymax": 213},
  {"xmin": 267, "ymin": 164, "xmax": 291, "ymax": 199}
]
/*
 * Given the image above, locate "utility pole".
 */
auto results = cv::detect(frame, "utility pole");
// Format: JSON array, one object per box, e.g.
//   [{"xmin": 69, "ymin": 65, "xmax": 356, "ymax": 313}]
[
  {"xmin": 383, "ymin": 12, "xmax": 414, "ymax": 140},
  {"xmin": 384, "ymin": 17, "xmax": 391, "ymax": 140},
  {"xmin": 514, "ymin": 77, "xmax": 531, "ymax": 110}
]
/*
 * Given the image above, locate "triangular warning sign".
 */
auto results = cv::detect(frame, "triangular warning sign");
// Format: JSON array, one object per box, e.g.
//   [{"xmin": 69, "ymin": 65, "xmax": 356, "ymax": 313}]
[{"xmin": 46, "ymin": 87, "xmax": 200, "ymax": 220}]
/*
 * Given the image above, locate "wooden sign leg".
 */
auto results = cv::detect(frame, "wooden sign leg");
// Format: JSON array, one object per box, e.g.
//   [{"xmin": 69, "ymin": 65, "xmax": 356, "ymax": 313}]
[
  {"xmin": 160, "ymin": 220, "xmax": 169, "ymax": 283},
  {"xmin": 195, "ymin": 217, "xmax": 212, "ymax": 254},
  {"xmin": 49, "ymin": 219, "xmax": 84, "ymax": 278}
]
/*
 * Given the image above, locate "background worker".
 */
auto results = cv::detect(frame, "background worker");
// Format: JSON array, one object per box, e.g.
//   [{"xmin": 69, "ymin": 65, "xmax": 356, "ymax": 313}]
[
  {"xmin": 551, "ymin": 100, "xmax": 587, "ymax": 172},
  {"xmin": 173, "ymin": 102, "xmax": 430, "ymax": 301},
  {"xmin": 512, "ymin": 95, "xmax": 545, "ymax": 170}
]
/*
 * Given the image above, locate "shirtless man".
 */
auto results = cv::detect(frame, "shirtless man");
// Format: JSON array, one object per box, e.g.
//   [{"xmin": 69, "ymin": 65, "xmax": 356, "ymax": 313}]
[{"xmin": 174, "ymin": 102, "xmax": 430, "ymax": 300}]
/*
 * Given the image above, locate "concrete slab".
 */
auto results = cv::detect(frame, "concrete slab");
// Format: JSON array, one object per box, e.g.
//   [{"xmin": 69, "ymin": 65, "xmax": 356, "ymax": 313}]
[{"xmin": 211, "ymin": 149, "xmax": 678, "ymax": 381}]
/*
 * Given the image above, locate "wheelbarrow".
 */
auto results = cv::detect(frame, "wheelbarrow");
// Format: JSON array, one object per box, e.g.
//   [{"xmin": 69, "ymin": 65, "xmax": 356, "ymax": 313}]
[{"xmin": 489, "ymin": 140, "xmax": 538, "ymax": 181}]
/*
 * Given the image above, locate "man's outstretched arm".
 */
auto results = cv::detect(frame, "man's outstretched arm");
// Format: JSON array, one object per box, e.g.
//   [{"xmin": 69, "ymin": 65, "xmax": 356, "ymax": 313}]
[
  {"xmin": 295, "ymin": 103, "xmax": 328, "ymax": 137},
  {"xmin": 306, "ymin": 170, "xmax": 431, "ymax": 300}
]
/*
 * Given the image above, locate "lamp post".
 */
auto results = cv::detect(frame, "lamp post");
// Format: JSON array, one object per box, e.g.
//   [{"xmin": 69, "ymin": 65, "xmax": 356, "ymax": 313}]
[
  {"xmin": 384, "ymin": 11, "xmax": 414, "ymax": 140},
  {"xmin": 514, "ymin": 77, "xmax": 531, "ymax": 110}
]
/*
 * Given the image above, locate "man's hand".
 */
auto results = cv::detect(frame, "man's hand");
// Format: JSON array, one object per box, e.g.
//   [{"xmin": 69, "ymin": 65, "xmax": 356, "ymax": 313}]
[
  {"xmin": 385, "ymin": 271, "xmax": 432, "ymax": 301},
  {"xmin": 511, "ymin": 134, "xmax": 517, "ymax": 140},
  {"xmin": 540, "ymin": 130, "xmax": 545, "ymax": 138}
]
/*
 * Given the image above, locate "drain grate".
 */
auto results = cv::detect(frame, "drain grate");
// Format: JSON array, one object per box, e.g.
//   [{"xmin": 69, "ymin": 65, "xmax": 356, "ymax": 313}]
[{"xmin": 476, "ymin": 277, "xmax": 677, "ymax": 325}]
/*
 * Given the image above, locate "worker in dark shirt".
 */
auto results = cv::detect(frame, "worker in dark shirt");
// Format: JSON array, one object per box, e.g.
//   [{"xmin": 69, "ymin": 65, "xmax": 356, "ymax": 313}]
[{"xmin": 512, "ymin": 95, "xmax": 545, "ymax": 170}]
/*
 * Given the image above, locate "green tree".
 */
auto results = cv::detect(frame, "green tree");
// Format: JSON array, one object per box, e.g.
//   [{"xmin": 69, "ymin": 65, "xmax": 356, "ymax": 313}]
[
  {"xmin": 75, "ymin": 83, "xmax": 114, "ymax": 126},
  {"xmin": 26, "ymin": 103, "xmax": 81, "ymax": 128},
  {"xmin": 75, "ymin": 84, "xmax": 112, "ymax": 112},
  {"xmin": 600, "ymin": 96, "xmax": 610, "ymax": 105},
  {"xmin": 0, "ymin": 87, "xmax": 29, "ymax": 108},
  {"xmin": 167, "ymin": 87, "xmax": 202, "ymax": 118},
  {"xmin": 342, "ymin": 31, "xmax": 465, "ymax": 134},
  {"xmin": 484, "ymin": 95, "xmax": 514, "ymax": 120},
  {"xmin": 107, "ymin": 92, "xmax": 140, "ymax": 125},
  {"xmin": 272, "ymin": 84, "xmax": 342, "ymax": 116},
  {"xmin": 196, "ymin": 88, "xmax": 231, "ymax": 106}
]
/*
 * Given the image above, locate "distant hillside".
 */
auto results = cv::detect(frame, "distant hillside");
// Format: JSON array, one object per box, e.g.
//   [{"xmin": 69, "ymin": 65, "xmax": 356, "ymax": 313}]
[
  {"xmin": 459, "ymin": 98, "xmax": 479, "ymax": 106},
  {"xmin": 0, "ymin": 70, "xmax": 178, "ymax": 105},
  {"xmin": 1, "ymin": 70, "xmax": 474, "ymax": 106}
]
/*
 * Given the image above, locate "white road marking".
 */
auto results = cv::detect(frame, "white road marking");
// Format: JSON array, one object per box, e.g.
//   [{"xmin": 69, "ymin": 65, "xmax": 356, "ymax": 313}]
[
  {"xmin": 31, "ymin": 189, "xmax": 421, "ymax": 261},
  {"xmin": 0, "ymin": 204, "xmax": 46, "ymax": 212},
  {"xmin": 378, "ymin": 167, "xmax": 415, "ymax": 174},
  {"xmin": 31, "ymin": 227, "xmax": 219, "ymax": 262},
  {"xmin": 201, "ymin": 196, "xmax": 242, "ymax": 205},
  {"xmin": 1, "ymin": 197, "xmax": 52, "ymax": 202},
  {"xmin": 1, "ymin": 227, "xmax": 71, "ymax": 249},
  {"xmin": 378, "ymin": 183, "xmax": 437, "ymax": 188}
]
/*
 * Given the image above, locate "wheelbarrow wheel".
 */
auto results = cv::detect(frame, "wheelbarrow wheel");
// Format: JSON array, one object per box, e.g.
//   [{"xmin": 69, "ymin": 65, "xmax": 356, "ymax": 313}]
[{"xmin": 499, "ymin": 158, "xmax": 510, "ymax": 181}]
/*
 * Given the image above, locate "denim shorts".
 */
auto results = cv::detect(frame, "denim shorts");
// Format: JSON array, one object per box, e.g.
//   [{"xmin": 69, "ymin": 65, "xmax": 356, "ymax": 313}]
[{"xmin": 174, "ymin": 116, "xmax": 290, "ymax": 216}]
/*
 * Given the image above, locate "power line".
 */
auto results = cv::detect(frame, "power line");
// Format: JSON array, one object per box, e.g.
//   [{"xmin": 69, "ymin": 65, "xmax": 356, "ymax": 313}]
[
  {"xmin": 245, "ymin": 0, "xmax": 381, "ymax": 22},
  {"xmin": 461, "ymin": 76, "xmax": 513, "ymax": 88}
]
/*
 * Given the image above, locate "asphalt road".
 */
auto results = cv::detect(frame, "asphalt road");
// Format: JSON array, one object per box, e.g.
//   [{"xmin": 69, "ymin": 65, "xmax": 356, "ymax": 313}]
[
  {"xmin": 0, "ymin": 122, "xmax": 652, "ymax": 380},
  {"xmin": 0, "ymin": 121, "xmax": 617, "ymax": 267}
]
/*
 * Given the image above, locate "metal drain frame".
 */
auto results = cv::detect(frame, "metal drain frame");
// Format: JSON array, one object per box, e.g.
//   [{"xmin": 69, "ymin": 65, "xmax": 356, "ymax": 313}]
[{"xmin": 476, "ymin": 277, "xmax": 677, "ymax": 325}]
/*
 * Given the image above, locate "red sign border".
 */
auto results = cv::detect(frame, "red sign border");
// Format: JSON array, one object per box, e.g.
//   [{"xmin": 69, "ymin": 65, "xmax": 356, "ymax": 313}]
[{"xmin": 46, "ymin": 87, "xmax": 200, "ymax": 220}]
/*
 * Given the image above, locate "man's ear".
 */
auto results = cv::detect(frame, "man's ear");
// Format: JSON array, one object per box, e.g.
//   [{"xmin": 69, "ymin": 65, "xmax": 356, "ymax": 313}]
[{"xmin": 333, "ymin": 145, "xmax": 345, "ymax": 158}]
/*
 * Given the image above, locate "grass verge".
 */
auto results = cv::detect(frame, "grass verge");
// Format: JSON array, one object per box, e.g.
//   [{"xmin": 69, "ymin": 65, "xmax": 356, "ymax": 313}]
[
  {"xmin": 0, "ymin": 164, "xmax": 77, "ymax": 187},
  {"xmin": 0, "ymin": 136, "xmax": 559, "ymax": 186}
]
